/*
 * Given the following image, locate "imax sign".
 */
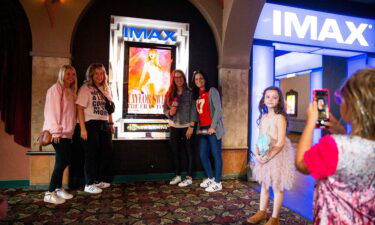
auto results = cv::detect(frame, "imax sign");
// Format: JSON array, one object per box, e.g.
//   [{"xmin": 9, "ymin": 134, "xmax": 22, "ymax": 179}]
[
  {"xmin": 255, "ymin": 3, "xmax": 375, "ymax": 53},
  {"xmin": 123, "ymin": 26, "xmax": 176, "ymax": 42}
]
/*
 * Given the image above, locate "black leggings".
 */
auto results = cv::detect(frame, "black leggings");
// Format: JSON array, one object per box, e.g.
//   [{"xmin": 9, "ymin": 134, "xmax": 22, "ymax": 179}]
[
  {"xmin": 81, "ymin": 120, "xmax": 113, "ymax": 185},
  {"xmin": 49, "ymin": 138, "xmax": 73, "ymax": 192},
  {"xmin": 169, "ymin": 127, "xmax": 193, "ymax": 177}
]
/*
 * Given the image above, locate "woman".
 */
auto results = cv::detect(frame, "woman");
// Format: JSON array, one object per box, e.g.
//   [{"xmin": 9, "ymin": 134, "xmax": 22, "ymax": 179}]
[
  {"xmin": 43, "ymin": 65, "xmax": 77, "ymax": 204},
  {"xmin": 163, "ymin": 70, "xmax": 197, "ymax": 187},
  {"xmin": 76, "ymin": 63, "xmax": 114, "ymax": 194},
  {"xmin": 192, "ymin": 70, "xmax": 225, "ymax": 192}
]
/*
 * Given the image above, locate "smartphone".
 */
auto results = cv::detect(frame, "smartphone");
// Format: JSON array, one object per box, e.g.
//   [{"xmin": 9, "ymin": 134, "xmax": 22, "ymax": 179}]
[{"xmin": 313, "ymin": 89, "xmax": 330, "ymax": 129}]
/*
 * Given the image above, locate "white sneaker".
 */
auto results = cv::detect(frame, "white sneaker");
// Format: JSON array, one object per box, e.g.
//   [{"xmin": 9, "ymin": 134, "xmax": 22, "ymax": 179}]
[
  {"xmin": 55, "ymin": 188, "xmax": 73, "ymax": 200},
  {"xmin": 84, "ymin": 184, "xmax": 103, "ymax": 194},
  {"xmin": 169, "ymin": 176, "xmax": 182, "ymax": 185},
  {"xmin": 205, "ymin": 181, "xmax": 222, "ymax": 192},
  {"xmin": 178, "ymin": 178, "xmax": 193, "ymax": 187},
  {"xmin": 95, "ymin": 182, "xmax": 111, "ymax": 189},
  {"xmin": 44, "ymin": 191, "xmax": 65, "ymax": 204},
  {"xmin": 200, "ymin": 178, "xmax": 214, "ymax": 188}
]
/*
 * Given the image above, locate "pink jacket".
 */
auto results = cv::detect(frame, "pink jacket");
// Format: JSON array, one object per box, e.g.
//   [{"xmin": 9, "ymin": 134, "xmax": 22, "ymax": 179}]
[{"xmin": 42, "ymin": 83, "xmax": 76, "ymax": 139}]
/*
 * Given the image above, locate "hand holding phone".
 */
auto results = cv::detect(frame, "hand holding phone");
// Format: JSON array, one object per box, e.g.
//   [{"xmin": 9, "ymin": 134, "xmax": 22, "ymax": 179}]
[{"xmin": 312, "ymin": 89, "xmax": 330, "ymax": 129}]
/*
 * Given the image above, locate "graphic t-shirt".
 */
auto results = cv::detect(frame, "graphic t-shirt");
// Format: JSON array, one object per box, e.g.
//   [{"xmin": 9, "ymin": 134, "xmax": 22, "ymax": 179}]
[
  {"xmin": 196, "ymin": 90, "xmax": 212, "ymax": 127},
  {"xmin": 76, "ymin": 83, "xmax": 112, "ymax": 122}
]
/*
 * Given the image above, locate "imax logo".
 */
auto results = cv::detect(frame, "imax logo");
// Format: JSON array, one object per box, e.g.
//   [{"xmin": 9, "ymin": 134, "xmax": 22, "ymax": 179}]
[
  {"xmin": 273, "ymin": 10, "xmax": 371, "ymax": 46},
  {"xmin": 123, "ymin": 26, "xmax": 176, "ymax": 42}
]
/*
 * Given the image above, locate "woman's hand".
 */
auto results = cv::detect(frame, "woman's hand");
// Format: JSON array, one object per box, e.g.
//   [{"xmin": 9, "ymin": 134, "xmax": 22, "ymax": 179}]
[
  {"xmin": 81, "ymin": 128, "xmax": 88, "ymax": 140},
  {"xmin": 186, "ymin": 127, "xmax": 194, "ymax": 139},
  {"xmin": 169, "ymin": 107, "xmax": 177, "ymax": 116},
  {"xmin": 208, "ymin": 128, "xmax": 216, "ymax": 135},
  {"xmin": 52, "ymin": 137, "xmax": 60, "ymax": 144},
  {"xmin": 306, "ymin": 102, "xmax": 319, "ymax": 127},
  {"xmin": 325, "ymin": 113, "xmax": 346, "ymax": 134},
  {"xmin": 110, "ymin": 125, "xmax": 115, "ymax": 134}
]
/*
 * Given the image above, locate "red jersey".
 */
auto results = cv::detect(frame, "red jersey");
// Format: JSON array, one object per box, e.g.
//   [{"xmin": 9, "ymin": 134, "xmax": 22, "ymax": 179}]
[{"xmin": 197, "ymin": 90, "xmax": 212, "ymax": 126}]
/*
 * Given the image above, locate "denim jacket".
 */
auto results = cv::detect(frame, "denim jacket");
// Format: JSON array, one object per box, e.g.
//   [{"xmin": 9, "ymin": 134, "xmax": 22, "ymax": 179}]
[{"xmin": 163, "ymin": 89, "xmax": 198, "ymax": 126}]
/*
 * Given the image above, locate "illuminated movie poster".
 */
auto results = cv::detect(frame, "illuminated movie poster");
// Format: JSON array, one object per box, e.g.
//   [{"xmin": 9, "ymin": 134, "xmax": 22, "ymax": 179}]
[{"xmin": 127, "ymin": 47, "xmax": 172, "ymax": 114}]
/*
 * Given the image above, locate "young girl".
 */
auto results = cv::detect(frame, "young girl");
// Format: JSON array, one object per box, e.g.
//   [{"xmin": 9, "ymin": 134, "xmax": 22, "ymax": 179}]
[
  {"xmin": 43, "ymin": 65, "xmax": 77, "ymax": 204},
  {"xmin": 296, "ymin": 69, "xmax": 375, "ymax": 225},
  {"xmin": 163, "ymin": 70, "xmax": 197, "ymax": 187},
  {"xmin": 248, "ymin": 87, "xmax": 295, "ymax": 225}
]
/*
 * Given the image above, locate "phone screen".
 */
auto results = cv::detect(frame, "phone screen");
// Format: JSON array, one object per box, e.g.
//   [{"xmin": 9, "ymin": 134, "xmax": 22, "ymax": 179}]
[{"xmin": 313, "ymin": 89, "xmax": 330, "ymax": 128}]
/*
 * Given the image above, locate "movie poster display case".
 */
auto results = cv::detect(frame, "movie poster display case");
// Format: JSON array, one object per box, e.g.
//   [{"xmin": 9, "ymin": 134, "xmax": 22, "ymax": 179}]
[{"xmin": 109, "ymin": 16, "xmax": 189, "ymax": 140}]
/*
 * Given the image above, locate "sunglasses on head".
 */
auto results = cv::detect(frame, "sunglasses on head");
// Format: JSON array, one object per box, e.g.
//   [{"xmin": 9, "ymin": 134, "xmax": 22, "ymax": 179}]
[{"xmin": 334, "ymin": 90, "xmax": 343, "ymax": 105}]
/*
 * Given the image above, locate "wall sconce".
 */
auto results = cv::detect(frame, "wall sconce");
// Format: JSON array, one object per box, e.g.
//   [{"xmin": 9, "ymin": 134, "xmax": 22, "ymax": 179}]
[{"xmin": 286, "ymin": 89, "xmax": 298, "ymax": 117}]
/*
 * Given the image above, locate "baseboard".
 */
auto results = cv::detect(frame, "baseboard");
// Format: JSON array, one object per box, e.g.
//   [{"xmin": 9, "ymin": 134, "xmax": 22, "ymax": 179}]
[
  {"xmin": 0, "ymin": 180, "xmax": 29, "ymax": 189},
  {"xmin": 2, "ymin": 171, "xmax": 245, "ymax": 189}
]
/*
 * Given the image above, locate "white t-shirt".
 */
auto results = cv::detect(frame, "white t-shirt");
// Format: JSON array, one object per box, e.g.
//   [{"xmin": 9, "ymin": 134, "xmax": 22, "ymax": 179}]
[{"xmin": 76, "ymin": 83, "xmax": 112, "ymax": 122}]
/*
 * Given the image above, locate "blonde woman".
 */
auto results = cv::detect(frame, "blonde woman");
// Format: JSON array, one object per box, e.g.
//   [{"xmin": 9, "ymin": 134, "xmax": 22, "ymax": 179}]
[
  {"xmin": 76, "ymin": 63, "xmax": 115, "ymax": 194},
  {"xmin": 43, "ymin": 65, "xmax": 77, "ymax": 204}
]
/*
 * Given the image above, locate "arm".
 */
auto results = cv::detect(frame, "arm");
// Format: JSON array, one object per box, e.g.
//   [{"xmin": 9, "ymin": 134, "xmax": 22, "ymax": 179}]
[
  {"xmin": 295, "ymin": 102, "xmax": 318, "ymax": 174},
  {"xmin": 77, "ymin": 105, "xmax": 88, "ymax": 140},
  {"xmin": 264, "ymin": 115, "xmax": 287, "ymax": 160},
  {"xmin": 43, "ymin": 85, "xmax": 63, "ymax": 139},
  {"xmin": 109, "ymin": 114, "xmax": 115, "ymax": 134},
  {"xmin": 208, "ymin": 88, "xmax": 222, "ymax": 133},
  {"xmin": 138, "ymin": 62, "xmax": 149, "ymax": 89},
  {"xmin": 186, "ymin": 92, "xmax": 197, "ymax": 139}
]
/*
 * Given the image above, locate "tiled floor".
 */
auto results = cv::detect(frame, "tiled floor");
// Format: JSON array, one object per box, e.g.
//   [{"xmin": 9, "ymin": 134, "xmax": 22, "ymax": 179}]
[{"xmin": 252, "ymin": 133, "xmax": 315, "ymax": 222}]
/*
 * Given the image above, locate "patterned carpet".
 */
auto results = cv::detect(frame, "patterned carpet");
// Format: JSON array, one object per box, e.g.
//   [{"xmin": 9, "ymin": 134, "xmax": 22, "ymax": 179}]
[{"xmin": 0, "ymin": 179, "xmax": 312, "ymax": 225}]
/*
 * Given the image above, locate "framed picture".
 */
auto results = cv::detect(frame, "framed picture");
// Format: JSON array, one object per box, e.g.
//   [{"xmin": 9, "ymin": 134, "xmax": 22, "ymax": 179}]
[{"xmin": 286, "ymin": 89, "xmax": 298, "ymax": 117}]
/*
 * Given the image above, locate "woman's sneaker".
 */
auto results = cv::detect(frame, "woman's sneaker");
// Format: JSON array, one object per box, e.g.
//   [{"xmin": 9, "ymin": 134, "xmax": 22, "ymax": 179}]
[
  {"xmin": 55, "ymin": 188, "xmax": 73, "ymax": 199},
  {"xmin": 178, "ymin": 178, "xmax": 193, "ymax": 187},
  {"xmin": 200, "ymin": 178, "xmax": 214, "ymax": 188},
  {"xmin": 205, "ymin": 181, "xmax": 222, "ymax": 192},
  {"xmin": 44, "ymin": 191, "xmax": 65, "ymax": 204},
  {"xmin": 84, "ymin": 184, "xmax": 103, "ymax": 194},
  {"xmin": 94, "ymin": 182, "xmax": 111, "ymax": 189},
  {"xmin": 169, "ymin": 176, "xmax": 181, "ymax": 185}
]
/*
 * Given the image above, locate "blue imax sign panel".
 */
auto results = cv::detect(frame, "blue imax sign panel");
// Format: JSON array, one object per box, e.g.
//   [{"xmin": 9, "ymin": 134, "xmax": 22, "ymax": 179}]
[
  {"xmin": 123, "ymin": 26, "xmax": 176, "ymax": 42},
  {"xmin": 255, "ymin": 3, "xmax": 375, "ymax": 53}
]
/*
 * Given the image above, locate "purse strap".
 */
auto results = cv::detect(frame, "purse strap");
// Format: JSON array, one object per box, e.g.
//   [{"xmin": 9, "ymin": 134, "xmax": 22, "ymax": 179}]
[{"xmin": 93, "ymin": 83, "xmax": 110, "ymax": 104}]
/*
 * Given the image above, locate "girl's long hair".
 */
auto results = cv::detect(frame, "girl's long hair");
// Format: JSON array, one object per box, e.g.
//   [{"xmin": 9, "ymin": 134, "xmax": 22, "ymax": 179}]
[
  {"xmin": 191, "ymin": 70, "xmax": 211, "ymax": 100},
  {"xmin": 148, "ymin": 49, "xmax": 162, "ymax": 69},
  {"xmin": 257, "ymin": 86, "xmax": 288, "ymax": 127},
  {"xmin": 165, "ymin": 69, "xmax": 188, "ymax": 105},
  {"xmin": 85, "ymin": 63, "xmax": 109, "ymax": 91},
  {"xmin": 337, "ymin": 68, "xmax": 375, "ymax": 139},
  {"xmin": 56, "ymin": 65, "xmax": 77, "ymax": 96}
]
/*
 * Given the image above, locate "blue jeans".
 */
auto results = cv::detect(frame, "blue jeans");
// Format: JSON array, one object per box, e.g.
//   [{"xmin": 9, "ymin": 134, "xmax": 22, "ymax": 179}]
[{"xmin": 198, "ymin": 134, "xmax": 222, "ymax": 182}]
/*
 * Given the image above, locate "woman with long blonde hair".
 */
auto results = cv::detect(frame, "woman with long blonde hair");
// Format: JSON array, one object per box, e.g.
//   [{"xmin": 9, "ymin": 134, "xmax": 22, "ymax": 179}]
[
  {"xmin": 76, "ymin": 63, "xmax": 115, "ymax": 194},
  {"xmin": 43, "ymin": 65, "xmax": 77, "ymax": 204}
]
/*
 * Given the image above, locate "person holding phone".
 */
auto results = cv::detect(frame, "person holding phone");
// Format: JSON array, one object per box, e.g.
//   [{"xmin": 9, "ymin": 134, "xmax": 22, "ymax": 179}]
[
  {"xmin": 192, "ymin": 70, "xmax": 224, "ymax": 192},
  {"xmin": 163, "ymin": 69, "xmax": 197, "ymax": 187},
  {"xmin": 295, "ymin": 69, "xmax": 375, "ymax": 225}
]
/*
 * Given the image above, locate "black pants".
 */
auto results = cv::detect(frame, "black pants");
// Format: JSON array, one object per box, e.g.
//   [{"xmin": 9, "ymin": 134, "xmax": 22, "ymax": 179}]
[
  {"xmin": 81, "ymin": 120, "xmax": 113, "ymax": 185},
  {"xmin": 49, "ymin": 138, "xmax": 73, "ymax": 192},
  {"xmin": 169, "ymin": 127, "xmax": 193, "ymax": 177}
]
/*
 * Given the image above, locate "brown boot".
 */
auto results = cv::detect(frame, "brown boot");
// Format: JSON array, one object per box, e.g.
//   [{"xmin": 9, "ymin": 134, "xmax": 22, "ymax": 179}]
[
  {"xmin": 247, "ymin": 210, "xmax": 267, "ymax": 224},
  {"xmin": 264, "ymin": 217, "xmax": 280, "ymax": 225}
]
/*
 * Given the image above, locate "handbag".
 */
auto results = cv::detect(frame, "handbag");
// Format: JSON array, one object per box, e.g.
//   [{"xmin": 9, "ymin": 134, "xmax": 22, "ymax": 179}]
[
  {"xmin": 93, "ymin": 84, "xmax": 115, "ymax": 114},
  {"xmin": 37, "ymin": 86, "xmax": 64, "ymax": 150},
  {"xmin": 37, "ymin": 130, "xmax": 52, "ymax": 146}
]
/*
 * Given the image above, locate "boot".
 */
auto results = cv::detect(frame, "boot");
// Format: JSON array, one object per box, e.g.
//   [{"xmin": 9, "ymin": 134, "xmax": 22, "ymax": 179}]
[
  {"xmin": 264, "ymin": 217, "xmax": 280, "ymax": 225},
  {"xmin": 247, "ymin": 210, "xmax": 267, "ymax": 224}
]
